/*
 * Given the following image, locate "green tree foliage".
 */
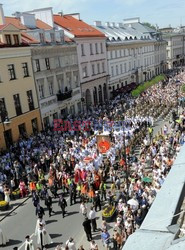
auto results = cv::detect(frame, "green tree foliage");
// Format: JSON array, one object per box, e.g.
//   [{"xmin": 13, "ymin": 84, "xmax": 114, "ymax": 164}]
[{"xmin": 131, "ymin": 74, "xmax": 166, "ymax": 97}]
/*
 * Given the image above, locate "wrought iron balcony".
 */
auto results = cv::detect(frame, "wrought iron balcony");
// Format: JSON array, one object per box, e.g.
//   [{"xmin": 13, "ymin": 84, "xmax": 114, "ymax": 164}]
[{"xmin": 56, "ymin": 90, "xmax": 72, "ymax": 101}]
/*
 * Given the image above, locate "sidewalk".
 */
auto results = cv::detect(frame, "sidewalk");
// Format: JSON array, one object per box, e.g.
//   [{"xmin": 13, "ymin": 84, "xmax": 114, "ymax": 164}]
[{"xmin": 0, "ymin": 196, "xmax": 30, "ymax": 222}]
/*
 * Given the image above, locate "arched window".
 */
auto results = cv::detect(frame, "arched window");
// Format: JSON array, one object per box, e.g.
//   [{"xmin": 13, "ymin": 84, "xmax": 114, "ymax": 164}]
[
  {"xmin": 98, "ymin": 85, "xmax": 103, "ymax": 103},
  {"xmin": 93, "ymin": 87, "xmax": 98, "ymax": 106}
]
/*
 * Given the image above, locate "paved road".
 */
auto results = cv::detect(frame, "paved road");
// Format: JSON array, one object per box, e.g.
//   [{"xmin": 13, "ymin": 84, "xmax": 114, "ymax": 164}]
[{"xmin": 1, "ymin": 191, "xmax": 103, "ymax": 250}]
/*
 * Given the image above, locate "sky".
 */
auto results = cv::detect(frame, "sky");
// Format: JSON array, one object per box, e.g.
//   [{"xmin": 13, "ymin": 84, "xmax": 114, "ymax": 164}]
[{"xmin": 0, "ymin": 0, "xmax": 185, "ymax": 28}]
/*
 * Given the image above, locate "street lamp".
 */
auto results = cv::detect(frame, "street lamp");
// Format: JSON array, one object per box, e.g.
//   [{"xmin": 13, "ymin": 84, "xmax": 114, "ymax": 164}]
[{"xmin": 0, "ymin": 100, "xmax": 13, "ymax": 167}]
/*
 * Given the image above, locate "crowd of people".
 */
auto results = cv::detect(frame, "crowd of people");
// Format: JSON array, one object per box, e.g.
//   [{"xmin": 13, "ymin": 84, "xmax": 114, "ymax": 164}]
[{"xmin": 0, "ymin": 70, "xmax": 185, "ymax": 249}]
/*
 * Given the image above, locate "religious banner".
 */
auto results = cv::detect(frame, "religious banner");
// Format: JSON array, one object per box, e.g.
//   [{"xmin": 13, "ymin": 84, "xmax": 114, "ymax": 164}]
[{"xmin": 96, "ymin": 134, "xmax": 111, "ymax": 154}]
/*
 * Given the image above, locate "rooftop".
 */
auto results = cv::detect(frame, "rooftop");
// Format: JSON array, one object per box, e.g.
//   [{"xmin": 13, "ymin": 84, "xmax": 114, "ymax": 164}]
[{"xmin": 53, "ymin": 14, "xmax": 105, "ymax": 38}]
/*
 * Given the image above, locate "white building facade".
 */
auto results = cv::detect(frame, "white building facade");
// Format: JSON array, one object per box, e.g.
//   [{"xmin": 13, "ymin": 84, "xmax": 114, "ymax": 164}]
[
  {"xmin": 94, "ymin": 18, "xmax": 167, "ymax": 97},
  {"xmin": 163, "ymin": 33, "xmax": 185, "ymax": 69},
  {"xmin": 32, "ymin": 45, "xmax": 81, "ymax": 128}
]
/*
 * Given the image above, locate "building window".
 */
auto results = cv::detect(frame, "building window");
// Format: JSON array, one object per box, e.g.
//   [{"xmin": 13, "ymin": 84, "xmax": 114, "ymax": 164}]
[
  {"xmin": 0, "ymin": 98, "xmax": 8, "ymax": 120},
  {"xmin": 22, "ymin": 63, "xmax": 29, "ymax": 77},
  {"xmin": 97, "ymin": 63, "xmax": 100, "ymax": 74},
  {"xmin": 102, "ymin": 62, "xmax": 105, "ymax": 72},
  {"xmin": 81, "ymin": 44, "xmax": 85, "ymax": 56},
  {"xmin": 13, "ymin": 94, "xmax": 22, "ymax": 116},
  {"xmin": 124, "ymin": 63, "xmax": 127, "ymax": 72},
  {"xmin": 13, "ymin": 34, "xmax": 19, "ymax": 45},
  {"xmin": 39, "ymin": 33, "xmax": 45, "ymax": 43},
  {"xmin": 90, "ymin": 44, "xmax": 93, "ymax": 55},
  {"xmin": 100, "ymin": 43, "xmax": 103, "ymax": 53},
  {"xmin": 116, "ymin": 65, "xmax": 119, "ymax": 75},
  {"xmin": 92, "ymin": 64, "xmax": 95, "ymax": 75},
  {"xmin": 5, "ymin": 34, "xmax": 11, "ymax": 45},
  {"xmin": 120, "ymin": 64, "xmax": 123, "ymax": 74},
  {"xmin": 111, "ymin": 66, "xmax": 114, "ymax": 76},
  {"xmin": 35, "ymin": 59, "xmax": 40, "ymax": 72},
  {"xmin": 95, "ymin": 43, "xmax": 98, "ymax": 54},
  {"xmin": 8, "ymin": 64, "xmax": 16, "ymax": 80},
  {"xmin": 38, "ymin": 83, "xmax": 44, "ymax": 99},
  {"xmin": 50, "ymin": 33, "xmax": 55, "ymax": 42},
  {"xmin": 82, "ymin": 66, "xmax": 88, "ymax": 78},
  {"xmin": 27, "ymin": 90, "xmax": 34, "ymax": 111},
  {"xmin": 45, "ymin": 58, "xmax": 50, "ymax": 70},
  {"xmin": 48, "ymin": 82, "xmax": 54, "ymax": 95},
  {"xmin": 18, "ymin": 123, "xmax": 26, "ymax": 137},
  {"xmin": 31, "ymin": 118, "xmax": 38, "ymax": 134}
]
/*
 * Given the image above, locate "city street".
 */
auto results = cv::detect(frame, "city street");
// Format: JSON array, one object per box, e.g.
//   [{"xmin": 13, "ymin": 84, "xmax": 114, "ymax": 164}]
[{"xmin": 0, "ymin": 110, "xmax": 174, "ymax": 250}]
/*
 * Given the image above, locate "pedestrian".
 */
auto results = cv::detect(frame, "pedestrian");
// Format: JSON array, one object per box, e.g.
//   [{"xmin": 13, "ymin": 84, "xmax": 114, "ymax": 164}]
[
  {"xmin": 99, "ymin": 181, "xmax": 106, "ymax": 201},
  {"xmin": 45, "ymin": 194, "xmax": 54, "ymax": 217},
  {"xmin": 24, "ymin": 235, "xmax": 35, "ymax": 250},
  {"xmin": 35, "ymin": 217, "xmax": 46, "ymax": 235},
  {"xmin": 58, "ymin": 195, "xmax": 67, "ymax": 218},
  {"xmin": 65, "ymin": 237, "xmax": 76, "ymax": 250},
  {"xmin": 101, "ymin": 229, "xmax": 110, "ymax": 249},
  {"xmin": 35, "ymin": 204, "xmax": 45, "ymax": 218},
  {"xmin": 80, "ymin": 201, "xmax": 87, "ymax": 218},
  {"xmin": 94, "ymin": 191, "xmax": 101, "ymax": 212},
  {"xmin": 0, "ymin": 226, "xmax": 9, "ymax": 246},
  {"xmin": 36, "ymin": 223, "xmax": 53, "ymax": 250},
  {"xmin": 82, "ymin": 217, "xmax": 92, "ymax": 241},
  {"xmin": 90, "ymin": 240, "xmax": 99, "ymax": 250},
  {"xmin": 89, "ymin": 206, "xmax": 97, "ymax": 232}
]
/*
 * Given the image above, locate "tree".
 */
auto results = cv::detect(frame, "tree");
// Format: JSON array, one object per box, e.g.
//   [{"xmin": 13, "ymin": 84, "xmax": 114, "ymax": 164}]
[{"xmin": 142, "ymin": 22, "xmax": 157, "ymax": 31}]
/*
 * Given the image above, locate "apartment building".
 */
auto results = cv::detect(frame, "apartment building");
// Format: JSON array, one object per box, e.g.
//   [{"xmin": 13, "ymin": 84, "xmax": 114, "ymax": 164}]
[
  {"xmin": 24, "ymin": 8, "xmax": 109, "ymax": 111},
  {"xmin": 32, "ymin": 44, "xmax": 81, "ymax": 127},
  {"xmin": 94, "ymin": 18, "xmax": 167, "ymax": 97},
  {"xmin": 0, "ymin": 14, "xmax": 42, "ymax": 149},
  {"xmin": 163, "ymin": 32, "xmax": 185, "ymax": 69}
]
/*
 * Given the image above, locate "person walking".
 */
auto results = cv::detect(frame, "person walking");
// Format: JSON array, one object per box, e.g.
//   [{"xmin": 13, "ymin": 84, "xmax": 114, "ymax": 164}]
[
  {"xmin": 58, "ymin": 195, "xmax": 67, "ymax": 218},
  {"xmin": 65, "ymin": 237, "xmax": 76, "ymax": 250},
  {"xmin": 45, "ymin": 194, "xmax": 54, "ymax": 217},
  {"xmin": 35, "ymin": 204, "xmax": 45, "ymax": 218},
  {"xmin": 24, "ymin": 235, "xmax": 35, "ymax": 250},
  {"xmin": 0, "ymin": 226, "xmax": 9, "ymax": 246},
  {"xmin": 36, "ymin": 223, "xmax": 53, "ymax": 250},
  {"xmin": 80, "ymin": 201, "xmax": 87, "ymax": 218},
  {"xmin": 94, "ymin": 191, "xmax": 101, "ymax": 212},
  {"xmin": 82, "ymin": 217, "xmax": 92, "ymax": 241},
  {"xmin": 89, "ymin": 206, "xmax": 97, "ymax": 232}
]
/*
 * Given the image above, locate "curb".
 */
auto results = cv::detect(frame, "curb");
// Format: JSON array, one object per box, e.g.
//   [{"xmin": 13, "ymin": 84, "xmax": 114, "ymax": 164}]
[{"xmin": 0, "ymin": 196, "xmax": 31, "ymax": 222}]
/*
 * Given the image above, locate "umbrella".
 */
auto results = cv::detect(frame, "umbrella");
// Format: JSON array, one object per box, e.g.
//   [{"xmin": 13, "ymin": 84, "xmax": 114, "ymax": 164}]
[
  {"xmin": 142, "ymin": 177, "xmax": 152, "ymax": 183},
  {"xmin": 127, "ymin": 198, "xmax": 139, "ymax": 207}
]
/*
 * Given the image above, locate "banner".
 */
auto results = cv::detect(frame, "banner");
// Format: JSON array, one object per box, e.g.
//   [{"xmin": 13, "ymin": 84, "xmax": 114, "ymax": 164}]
[{"xmin": 96, "ymin": 135, "xmax": 111, "ymax": 153}]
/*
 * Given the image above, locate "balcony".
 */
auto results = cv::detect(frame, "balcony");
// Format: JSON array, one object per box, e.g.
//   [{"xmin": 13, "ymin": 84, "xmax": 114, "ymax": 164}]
[{"xmin": 56, "ymin": 90, "xmax": 72, "ymax": 101}]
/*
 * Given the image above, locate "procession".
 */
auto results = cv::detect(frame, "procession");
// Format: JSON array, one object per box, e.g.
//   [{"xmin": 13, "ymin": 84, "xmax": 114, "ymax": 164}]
[{"xmin": 0, "ymin": 67, "xmax": 185, "ymax": 250}]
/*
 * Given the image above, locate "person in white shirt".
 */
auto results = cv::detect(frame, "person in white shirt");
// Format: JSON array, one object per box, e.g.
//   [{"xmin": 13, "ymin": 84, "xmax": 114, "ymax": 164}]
[
  {"xmin": 24, "ymin": 235, "xmax": 35, "ymax": 250},
  {"xmin": 65, "ymin": 237, "xmax": 76, "ymax": 250},
  {"xmin": 80, "ymin": 202, "xmax": 87, "ymax": 217},
  {"xmin": 89, "ymin": 206, "xmax": 97, "ymax": 232}
]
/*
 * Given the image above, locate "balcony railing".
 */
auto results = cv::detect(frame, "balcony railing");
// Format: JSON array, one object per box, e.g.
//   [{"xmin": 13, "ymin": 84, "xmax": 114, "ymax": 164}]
[{"xmin": 56, "ymin": 90, "xmax": 72, "ymax": 101}]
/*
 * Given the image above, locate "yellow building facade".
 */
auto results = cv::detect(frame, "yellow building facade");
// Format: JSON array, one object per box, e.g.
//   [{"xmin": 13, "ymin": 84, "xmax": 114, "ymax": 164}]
[{"xmin": 0, "ymin": 46, "xmax": 42, "ymax": 150}]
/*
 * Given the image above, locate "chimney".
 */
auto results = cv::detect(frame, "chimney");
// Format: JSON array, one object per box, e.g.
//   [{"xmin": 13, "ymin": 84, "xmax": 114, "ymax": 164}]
[
  {"xmin": 116, "ymin": 23, "xmax": 124, "ymax": 28},
  {"xmin": 94, "ymin": 21, "xmax": 102, "ymax": 27},
  {"xmin": 0, "ymin": 4, "xmax": 5, "ymax": 25},
  {"xmin": 110, "ymin": 22, "xmax": 115, "ymax": 28}
]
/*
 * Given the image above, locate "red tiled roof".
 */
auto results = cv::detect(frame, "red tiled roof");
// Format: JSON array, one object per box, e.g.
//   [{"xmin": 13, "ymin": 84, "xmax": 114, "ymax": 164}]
[
  {"xmin": 21, "ymin": 32, "xmax": 39, "ymax": 44},
  {"xmin": 53, "ymin": 15, "xmax": 105, "ymax": 38},
  {"xmin": 5, "ymin": 17, "xmax": 27, "ymax": 30},
  {"xmin": 36, "ymin": 19, "xmax": 52, "ymax": 30}
]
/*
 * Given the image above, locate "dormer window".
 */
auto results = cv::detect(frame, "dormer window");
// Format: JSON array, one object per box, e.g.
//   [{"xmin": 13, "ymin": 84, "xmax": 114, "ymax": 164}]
[
  {"xmin": 39, "ymin": 33, "xmax": 45, "ymax": 43},
  {"xmin": 5, "ymin": 34, "xmax": 12, "ymax": 45},
  {"xmin": 13, "ymin": 35, "xmax": 19, "ymax": 45}
]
